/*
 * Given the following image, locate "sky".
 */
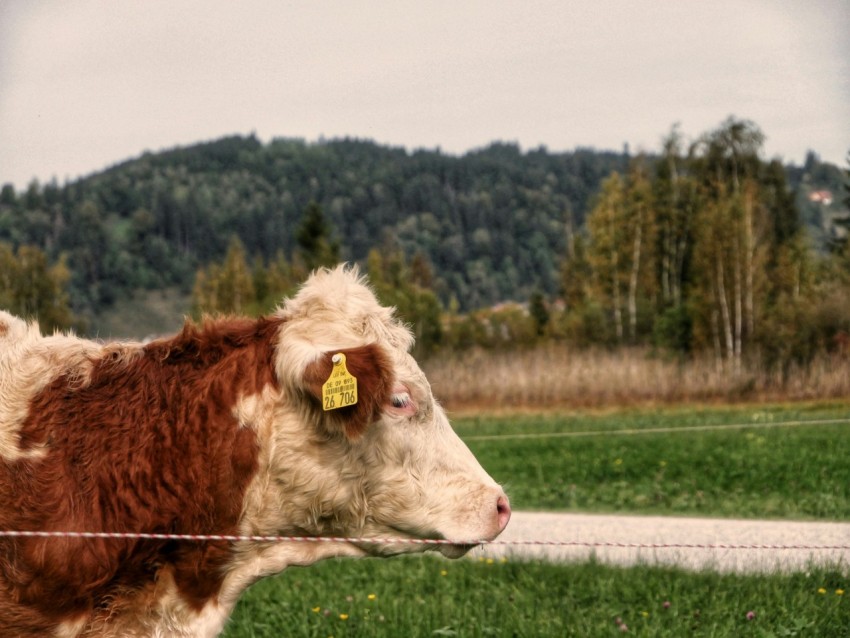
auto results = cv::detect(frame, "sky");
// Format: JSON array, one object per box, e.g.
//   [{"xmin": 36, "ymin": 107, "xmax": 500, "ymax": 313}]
[{"xmin": 1, "ymin": 0, "xmax": 848, "ymax": 190}]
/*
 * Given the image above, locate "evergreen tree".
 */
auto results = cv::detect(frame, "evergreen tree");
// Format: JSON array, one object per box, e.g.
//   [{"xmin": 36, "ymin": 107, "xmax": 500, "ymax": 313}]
[
  {"xmin": 834, "ymin": 151, "xmax": 850, "ymax": 258},
  {"xmin": 0, "ymin": 184, "xmax": 16, "ymax": 207},
  {"xmin": 295, "ymin": 201, "xmax": 340, "ymax": 272},
  {"xmin": 192, "ymin": 236, "xmax": 255, "ymax": 315},
  {"xmin": 528, "ymin": 289, "xmax": 550, "ymax": 337},
  {"xmin": 560, "ymin": 231, "xmax": 592, "ymax": 314}
]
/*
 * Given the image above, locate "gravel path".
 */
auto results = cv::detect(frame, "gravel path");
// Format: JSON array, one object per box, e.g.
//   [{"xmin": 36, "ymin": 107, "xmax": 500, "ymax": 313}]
[{"xmin": 472, "ymin": 511, "xmax": 850, "ymax": 574}]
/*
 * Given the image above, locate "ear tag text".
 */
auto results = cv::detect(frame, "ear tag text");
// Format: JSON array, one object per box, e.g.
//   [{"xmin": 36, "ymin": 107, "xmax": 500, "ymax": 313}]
[{"xmin": 322, "ymin": 353, "xmax": 358, "ymax": 411}]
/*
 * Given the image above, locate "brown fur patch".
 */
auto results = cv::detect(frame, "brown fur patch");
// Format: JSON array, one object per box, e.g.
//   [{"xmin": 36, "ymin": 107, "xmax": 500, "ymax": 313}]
[
  {"xmin": 302, "ymin": 344, "xmax": 394, "ymax": 439},
  {"xmin": 0, "ymin": 316, "xmax": 284, "ymax": 634}
]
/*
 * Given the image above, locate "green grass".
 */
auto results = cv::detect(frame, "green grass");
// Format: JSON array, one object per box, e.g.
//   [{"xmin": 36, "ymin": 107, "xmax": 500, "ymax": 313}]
[
  {"xmin": 223, "ymin": 555, "xmax": 849, "ymax": 637},
  {"xmin": 223, "ymin": 403, "xmax": 850, "ymax": 636},
  {"xmin": 456, "ymin": 403, "xmax": 850, "ymax": 519}
]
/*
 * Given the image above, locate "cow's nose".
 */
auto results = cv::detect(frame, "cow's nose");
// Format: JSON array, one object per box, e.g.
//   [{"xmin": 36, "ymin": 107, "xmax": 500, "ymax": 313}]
[{"xmin": 496, "ymin": 493, "xmax": 511, "ymax": 532}]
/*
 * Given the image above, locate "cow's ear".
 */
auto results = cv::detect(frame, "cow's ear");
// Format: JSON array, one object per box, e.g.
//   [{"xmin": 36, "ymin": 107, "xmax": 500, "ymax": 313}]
[{"xmin": 302, "ymin": 344, "xmax": 393, "ymax": 439}]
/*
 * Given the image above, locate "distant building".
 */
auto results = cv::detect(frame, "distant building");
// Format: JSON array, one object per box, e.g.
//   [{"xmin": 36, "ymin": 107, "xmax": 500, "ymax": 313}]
[{"xmin": 808, "ymin": 190, "xmax": 834, "ymax": 205}]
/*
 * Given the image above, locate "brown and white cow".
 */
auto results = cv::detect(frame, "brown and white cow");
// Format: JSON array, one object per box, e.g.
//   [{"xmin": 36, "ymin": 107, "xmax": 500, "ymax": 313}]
[{"xmin": 0, "ymin": 266, "xmax": 510, "ymax": 637}]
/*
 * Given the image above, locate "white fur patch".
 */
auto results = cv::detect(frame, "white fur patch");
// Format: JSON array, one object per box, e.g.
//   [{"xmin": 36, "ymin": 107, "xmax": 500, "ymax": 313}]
[{"xmin": 0, "ymin": 310, "xmax": 143, "ymax": 462}]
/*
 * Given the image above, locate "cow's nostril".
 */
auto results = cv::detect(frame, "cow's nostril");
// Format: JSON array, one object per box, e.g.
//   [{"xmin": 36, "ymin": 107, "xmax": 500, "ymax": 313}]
[{"xmin": 496, "ymin": 494, "xmax": 511, "ymax": 531}]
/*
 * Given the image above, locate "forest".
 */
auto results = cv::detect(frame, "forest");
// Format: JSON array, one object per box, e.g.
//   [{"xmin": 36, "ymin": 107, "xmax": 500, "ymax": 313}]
[{"xmin": 0, "ymin": 117, "xmax": 848, "ymax": 368}]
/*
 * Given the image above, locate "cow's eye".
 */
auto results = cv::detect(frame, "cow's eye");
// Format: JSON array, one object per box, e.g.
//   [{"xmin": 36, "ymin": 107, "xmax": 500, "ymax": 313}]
[
  {"xmin": 387, "ymin": 384, "xmax": 416, "ymax": 415},
  {"xmin": 390, "ymin": 392, "xmax": 412, "ymax": 409}
]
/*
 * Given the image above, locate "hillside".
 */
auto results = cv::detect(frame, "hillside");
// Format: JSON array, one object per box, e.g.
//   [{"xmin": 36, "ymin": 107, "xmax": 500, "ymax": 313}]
[
  {"xmin": 0, "ymin": 129, "xmax": 846, "ymax": 339},
  {"xmin": 1, "ymin": 136, "xmax": 627, "ymax": 322}
]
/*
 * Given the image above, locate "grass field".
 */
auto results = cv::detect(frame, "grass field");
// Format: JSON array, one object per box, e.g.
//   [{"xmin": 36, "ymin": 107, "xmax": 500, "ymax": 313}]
[
  {"xmin": 456, "ymin": 402, "xmax": 850, "ymax": 520},
  {"xmin": 223, "ymin": 556, "xmax": 848, "ymax": 637},
  {"xmin": 222, "ymin": 403, "xmax": 850, "ymax": 637}
]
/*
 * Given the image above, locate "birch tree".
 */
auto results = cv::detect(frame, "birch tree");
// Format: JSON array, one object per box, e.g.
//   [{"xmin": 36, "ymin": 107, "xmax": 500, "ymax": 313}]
[
  {"xmin": 654, "ymin": 126, "xmax": 696, "ymax": 307},
  {"xmin": 623, "ymin": 159, "xmax": 655, "ymax": 341},
  {"xmin": 586, "ymin": 173, "xmax": 627, "ymax": 341},
  {"xmin": 586, "ymin": 167, "xmax": 656, "ymax": 344},
  {"xmin": 689, "ymin": 119, "xmax": 770, "ymax": 369}
]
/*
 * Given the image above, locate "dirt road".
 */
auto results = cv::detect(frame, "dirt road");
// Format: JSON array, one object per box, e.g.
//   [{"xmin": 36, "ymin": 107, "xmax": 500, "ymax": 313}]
[{"xmin": 473, "ymin": 511, "xmax": 850, "ymax": 573}]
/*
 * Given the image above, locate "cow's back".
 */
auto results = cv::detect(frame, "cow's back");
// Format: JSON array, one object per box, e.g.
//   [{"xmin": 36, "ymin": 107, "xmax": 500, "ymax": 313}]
[{"xmin": 0, "ymin": 313, "xmax": 280, "ymax": 635}]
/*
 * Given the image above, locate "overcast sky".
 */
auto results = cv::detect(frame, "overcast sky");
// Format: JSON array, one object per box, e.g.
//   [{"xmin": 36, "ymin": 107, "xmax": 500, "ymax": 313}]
[{"xmin": 1, "ymin": 1, "xmax": 848, "ymax": 190}]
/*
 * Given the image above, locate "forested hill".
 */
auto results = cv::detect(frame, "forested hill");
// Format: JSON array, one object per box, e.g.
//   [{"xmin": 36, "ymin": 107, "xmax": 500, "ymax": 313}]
[
  {"xmin": 1, "ymin": 136, "xmax": 630, "ymax": 317},
  {"xmin": 0, "ymin": 130, "xmax": 846, "ymax": 335}
]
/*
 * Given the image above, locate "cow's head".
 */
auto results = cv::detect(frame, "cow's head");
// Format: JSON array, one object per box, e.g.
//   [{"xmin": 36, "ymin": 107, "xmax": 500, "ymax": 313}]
[{"xmin": 241, "ymin": 266, "xmax": 510, "ymax": 560}]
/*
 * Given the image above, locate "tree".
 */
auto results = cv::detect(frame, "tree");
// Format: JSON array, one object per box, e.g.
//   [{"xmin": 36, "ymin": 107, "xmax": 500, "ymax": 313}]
[
  {"xmin": 0, "ymin": 184, "xmax": 16, "ymax": 207},
  {"xmin": 258, "ymin": 250, "xmax": 296, "ymax": 311},
  {"xmin": 691, "ymin": 169, "xmax": 769, "ymax": 369},
  {"xmin": 560, "ymin": 231, "xmax": 591, "ymax": 312},
  {"xmin": 762, "ymin": 159, "xmax": 799, "ymax": 247},
  {"xmin": 584, "ymin": 165, "xmax": 656, "ymax": 344},
  {"xmin": 295, "ymin": 201, "xmax": 340, "ymax": 272},
  {"xmin": 622, "ymin": 158, "xmax": 656, "ymax": 341},
  {"xmin": 586, "ymin": 173, "xmax": 627, "ymax": 341},
  {"xmin": 845, "ymin": 150, "xmax": 850, "ymax": 209},
  {"xmin": 192, "ymin": 236, "xmax": 255, "ymax": 315},
  {"xmin": 0, "ymin": 243, "xmax": 74, "ymax": 331},
  {"xmin": 654, "ymin": 125, "xmax": 695, "ymax": 308},
  {"xmin": 833, "ymin": 151, "xmax": 850, "ymax": 258},
  {"xmin": 528, "ymin": 289, "xmax": 550, "ymax": 337},
  {"xmin": 366, "ymin": 247, "xmax": 443, "ymax": 357},
  {"xmin": 696, "ymin": 116, "xmax": 764, "ymax": 194}
]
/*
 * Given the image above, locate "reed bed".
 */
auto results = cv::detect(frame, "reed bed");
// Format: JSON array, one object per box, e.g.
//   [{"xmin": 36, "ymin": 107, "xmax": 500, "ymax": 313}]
[{"xmin": 423, "ymin": 345, "xmax": 850, "ymax": 411}]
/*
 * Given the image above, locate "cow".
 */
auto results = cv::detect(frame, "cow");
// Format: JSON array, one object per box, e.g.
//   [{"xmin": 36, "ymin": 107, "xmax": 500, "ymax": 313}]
[{"xmin": 0, "ymin": 265, "xmax": 511, "ymax": 637}]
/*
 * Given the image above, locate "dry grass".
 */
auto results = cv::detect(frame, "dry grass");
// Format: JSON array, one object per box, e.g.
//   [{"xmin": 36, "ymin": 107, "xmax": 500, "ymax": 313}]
[{"xmin": 422, "ymin": 345, "xmax": 850, "ymax": 411}]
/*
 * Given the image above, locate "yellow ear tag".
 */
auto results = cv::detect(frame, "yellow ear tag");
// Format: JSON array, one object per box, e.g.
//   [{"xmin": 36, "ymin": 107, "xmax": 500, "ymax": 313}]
[{"xmin": 322, "ymin": 353, "xmax": 358, "ymax": 411}]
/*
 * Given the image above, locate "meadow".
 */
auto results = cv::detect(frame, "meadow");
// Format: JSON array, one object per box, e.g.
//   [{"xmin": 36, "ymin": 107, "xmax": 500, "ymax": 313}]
[
  {"xmin": 224, "ymin": 557, "xmax": 848, "ymax": 637},
  {"xmin": 457, "ymin": 402, "xmax": 850, "ymax": 519},
  {"xmin": 223, "ymin": 402, "xmax": 850, "ymax": 637}
]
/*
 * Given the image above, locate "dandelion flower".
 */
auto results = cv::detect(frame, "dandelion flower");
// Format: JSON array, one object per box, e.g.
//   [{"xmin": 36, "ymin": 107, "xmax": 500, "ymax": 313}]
[
  {"xmin": 440, "ymin": 569, "xmax": 448, "ymax": 576},
  {"xmin": 818, "ymin": 588, "xmax": 827, "ymax": 595},
  {"xmin": 837, "ymin": 589, "xmax": 845, "ymax": 596},
  {"xmin": 640, "ymin": 611, "xmax": 649, "ymax": 618},
  {"xmin": 339, "ymin": 613, "xmax": 349, "ymax": 621},
  {"xmin": 368, "ymin": 594, "xmax": 377, "ymax": 601},
  {"xmin": 312, "ymin": 606, "xmax": 321, "ymax": 613},
  {"xmin": 614, "ymin": 458, "xmax": 623, "ymax": 465},
  {"xmin": 486, "ymin": 558, "xmax": 494, "ymax": 565}
]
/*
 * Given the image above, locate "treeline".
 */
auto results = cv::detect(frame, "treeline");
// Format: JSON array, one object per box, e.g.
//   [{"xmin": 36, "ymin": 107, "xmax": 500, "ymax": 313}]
[
  {"xmin": 558, "ymin": 122, "xmax": 850, "ymax": 369},
  {"xmin": 0, "ymin": 134, "xmax": 629, "ymax": 326},
  {"xmin": 0, "ymin": 118, "xmax": 848, "ymax": 369},
  {"xmin": 188, "ymin": 119, "xmax": 850, "ymax": 369}
]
